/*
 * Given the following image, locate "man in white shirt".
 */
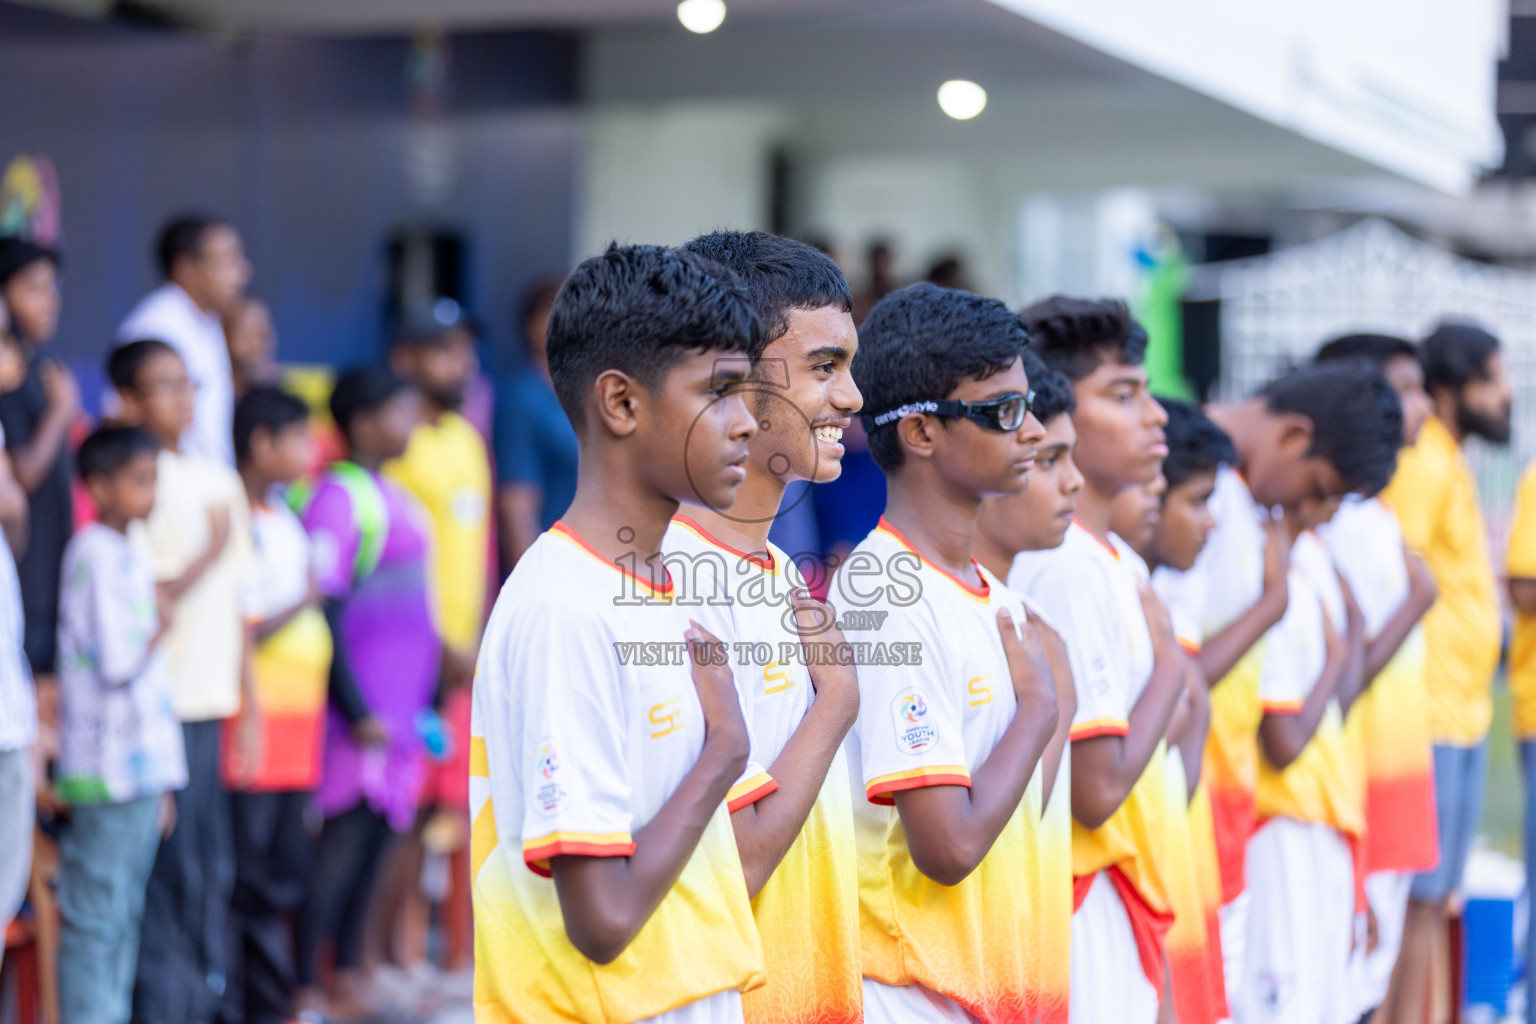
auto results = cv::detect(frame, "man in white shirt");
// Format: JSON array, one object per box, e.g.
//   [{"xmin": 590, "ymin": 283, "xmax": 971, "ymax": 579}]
[{"xmin": 118, "ymin": 215, "xmax": 250, "ymax": 466}]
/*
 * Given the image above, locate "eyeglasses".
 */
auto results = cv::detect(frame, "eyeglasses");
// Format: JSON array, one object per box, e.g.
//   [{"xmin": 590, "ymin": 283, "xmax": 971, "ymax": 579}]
[{"xmin": 862, "ymin": 390, "xmax": 1035, "ymax": 433}]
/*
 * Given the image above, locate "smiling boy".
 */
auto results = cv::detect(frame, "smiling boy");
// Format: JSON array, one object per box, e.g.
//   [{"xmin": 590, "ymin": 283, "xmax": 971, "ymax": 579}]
[
  {"xmin": 841, "ymin": 282, "xmax": 1058, "ymax": 1024},
  {"xmin": 469, "ymin": 245, "xmax": 769, "ymax": 1024},
  {"xmin": 661, "ymin": 231, "xmax": 864, "ymax": 1024}
]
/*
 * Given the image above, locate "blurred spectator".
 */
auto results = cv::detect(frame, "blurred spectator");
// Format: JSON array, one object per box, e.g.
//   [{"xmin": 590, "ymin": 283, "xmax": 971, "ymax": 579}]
[
  {"xmin": 297, "ymin": 368, "xmax": 441, "ymax": 1020},
  {"xmin": 493, "ymin": 278, "xmax": 575, "ymax": 571},
  {"xmin": 381, "ymin": 302, "xmax": 489, "ymax": 984},
  {"xmin": 851, "ymin": 238, "xmax": 897, "ymax": 325},
  {"xmin": 222, "ymin": 388, "xmax": 330, "ymax": 1024},
  {"xmin": 925, "ymin": 252, "xmax": 972, "ymax": 291},
  {"xmin": 0, "ymin": 297, "xmax": 32, "ymax": 977},
  {"xmin": 118, "ymin": 215, "xmax": 251, "ymax": 466},
  {"xmin": 55, "ymin": 427, "xmax": 187, "ymax": 1024},
  {"xmin": 385, "ymin": 300, "xmax": 489, "ymax": 670},
  {"xmin": 110, "ymin": 340, "xmax": 255, "ymax": 1024},
  {"xmin": 0, "ymin": 237, "xmax": 76, "ymax": 680},
  {"xmin": 223, "ymin": 297, "xmax": 281, "ymax": 398}
]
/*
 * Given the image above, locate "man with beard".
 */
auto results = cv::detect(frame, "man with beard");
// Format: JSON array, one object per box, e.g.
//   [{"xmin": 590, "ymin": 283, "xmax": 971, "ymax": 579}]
[{"xmin": 1379, "ymin": 321, "xmax": 1511, "ymax": 1024}]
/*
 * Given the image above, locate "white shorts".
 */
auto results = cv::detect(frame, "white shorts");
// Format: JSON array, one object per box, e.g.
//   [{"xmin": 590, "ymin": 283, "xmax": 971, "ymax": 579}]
[
  {"xmin": 1240, "ymin": 819, "xmax": 1354, "ymax": 1024},
  {"xmin": 1219, "ymin": 890, "xmax": 1250, "ymax": 1020},
  {"xmin": 1346, "ymin": 870, "xmax": 1413, "ymax": 1016},
  {"xmin": 861, "ymin": 978, "xmax": 976, "ymax": 1024},
  {"xmin": 637, "ymin": 989, "xmax": 743, "ymax": 1024},
  {"xmin": 1070, "ymin": 872, "xmax": 1158, "ymax": 1024}
]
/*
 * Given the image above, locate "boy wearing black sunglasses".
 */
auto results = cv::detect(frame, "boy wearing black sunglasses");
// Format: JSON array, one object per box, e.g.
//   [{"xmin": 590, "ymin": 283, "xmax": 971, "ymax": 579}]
[
  {"xmin": 839, "ymin": 282, "xmax": 1060, "ymax": 1024},
  {"xmin": 1009, "ymin": 296, "xmax": 1183, "ymax": 1024}
]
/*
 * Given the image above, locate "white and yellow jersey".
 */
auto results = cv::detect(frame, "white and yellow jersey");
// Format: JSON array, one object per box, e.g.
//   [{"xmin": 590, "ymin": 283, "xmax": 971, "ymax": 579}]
[
  {"xmin": 469, "ymin": 521, "xmax": 764, "ymax": 1024},
  {"xmin": 837, "ymin": 518, "xmax": 1051, "ymax": 1024},
  {"xmin": 1256, "ymin": 532, "xmax": 1363, "ymax": 841},
  {"xmin": 1010, "ymin": 523, "xmax": 1170, "ymax": 1021},
  {"xmin": 661, "ymin": 514, "xmax": 862, "ymax": 1024}
]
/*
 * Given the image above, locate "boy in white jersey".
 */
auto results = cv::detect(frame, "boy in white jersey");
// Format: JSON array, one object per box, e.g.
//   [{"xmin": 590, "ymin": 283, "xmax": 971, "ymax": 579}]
[
  {"xmin": 1114, "ymin": 400, "xmax": 1237, "ymax": 1024},
  {"xmin": 469, "ymin": 244, "xmax": 767, "ymax": 1024},
  {"xmin": 973, "ymin": 352, "xmax": 1083, "ymax": 1023},
  {"xmin": 662, "ymin": 231, "xmax": 864, "ymax": 1024},
  {"xmin": 1162, "ymin": 361, "xmax": 1404, "ymax": 1007},
  {"xmin": 1313, "ymin": 334, "xmax": 1439, "ymax": 1020},
  {"xmin": 1242, "ymin": 497, "xmax": 1364, "ymax": 1022},
  {"xmin": 842, "ymin": 282, "xmax": 1058, "ymax": 1024},
  {"xmin": 1011, "ymin": 296, "xmax": 1183, "ymax": 1024}
]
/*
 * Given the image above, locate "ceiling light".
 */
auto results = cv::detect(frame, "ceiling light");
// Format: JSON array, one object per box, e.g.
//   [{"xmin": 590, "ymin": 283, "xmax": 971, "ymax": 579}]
[
  {"xmin": 937, "ymin": 79, "xmax": 987, "ymax": 120},
  {"xmin": 677, "ymin": 0, "xmax": 726, "ymax": 33}
]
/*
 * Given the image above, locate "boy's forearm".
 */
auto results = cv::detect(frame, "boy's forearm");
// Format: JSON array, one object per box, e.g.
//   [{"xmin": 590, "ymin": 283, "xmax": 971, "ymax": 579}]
[
  {"xmin": 159, "ymin": 546, "xmax": 219, "ymax": 602},
  {"xmin": 1260, "ymin": 654, "xmax": 1344, "ymax": 768},
  {"xmin": 552, "ymin": 736, "xmax": 745, "ymax": 963},
  {"xmin": 322, "ymin": 597, "xmax": 370, "ymax": 723},
  {"xmin": 731, "ymin": 690, "xmax": 857, "ymax": 898},
  {"xmin": 895, "ymin": 689, "xmax": 1056, "ymax": 886},
  {"xmin": 1197, "ymin": 591, "xmax": 1284, "ymax": 688},
  {"xmin": 1363, "ymin": 594, "xmax": 1433, "ymax": 681},
  {"xmin": 1072, "ymin": 659, "xmax": 1185, "ymax": 827}
]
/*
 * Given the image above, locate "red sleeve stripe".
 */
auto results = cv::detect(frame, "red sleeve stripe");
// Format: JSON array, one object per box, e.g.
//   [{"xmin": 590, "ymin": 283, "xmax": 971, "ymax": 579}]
[
  {"xmin": 1260, "ymin": 700, "xmax": 1304, "ymax": 716},
  {"xmin": 1070, "ymin": 718, "xmax": 1130, "ymax": 741},
  {"xmin": 521, "ymin": 831, "xmax": 636, "ymax": 876},
  {"xmin": 865, "ymin": 766, "xmax": 972, "ymax": 804},
  {"xmin": 726, "ymin": 772, "xmax": 779, "ymax": 812}
]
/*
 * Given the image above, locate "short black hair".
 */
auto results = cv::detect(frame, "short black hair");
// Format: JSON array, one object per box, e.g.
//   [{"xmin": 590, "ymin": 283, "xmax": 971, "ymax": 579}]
[
  {"xmin": 108, "ymin": 339, "xmax": 179, "ymax": 392},
  {"xmin": 0, "ymin": 238, "xmax": 59, "ymax": 289},
  {"xmin": 329, "ymin": 366, "xmax": 410, "ymax": 444},
  {"xmin": 1018, "ymin": 295, "xmax": 1148, "ymax": 382},
  {"xmin": 681, "ymin": 230, "xmax": 852, "ymax": 346},
  {"xmin": 1022, "ymin": 349, "xmax": 1075, "ymax": 425},
  {"xmin": 157, "ymin": 214, "xmax": 228, "ymax": 279},
  {"xmin": 78, "ymin": 425, "xmax": 160, "ymax": 481},
  {"xmin": 854, "ymin": 282, "xmax": 1030, "ymax": 471},
  {"xmin": 233, "ymin": 386, "xmax": 310, "ymax": 463},
  {"xmin": 546, "ymin": 243, "xmax": 763, "ymax": 425},
  {"xmin": 1314, "ymin": 332, "xmax": 1417, "ymax": 369},
  {"xmin": 1160, "ymin": 399, "xmax": 1236, "ymax": 490},
  {"xmin": 1261, "ymin": 362, "xmax": 1402, "ymax": 497},
  {"xmin": 1421, "ymin": 321, "xmax": 1500, "ymax": 395}
]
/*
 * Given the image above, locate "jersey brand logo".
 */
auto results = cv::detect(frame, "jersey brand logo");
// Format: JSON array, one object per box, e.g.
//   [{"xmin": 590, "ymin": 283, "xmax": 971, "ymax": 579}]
[
  {"xmin": 762, "ymin": 661, "xmax": 797, "ymax": 695},
  {"xmin": 892, "ymin": 690, "xmax": 937, "ymax": 754},
  {"xmin": 967, "ymin": 674, "xmax": 994, "ymax": 707},
  {"xmin": 649, "ymin": 699, "xmax": 682, "ymax": 738}
]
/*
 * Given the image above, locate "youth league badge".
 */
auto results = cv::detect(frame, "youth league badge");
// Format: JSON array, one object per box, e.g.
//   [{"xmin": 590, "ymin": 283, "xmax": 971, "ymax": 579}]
[
  {"xmin": 892, "ymin": 690, "xmax": 937, "ymax": 755},
  {"xmin": 533, "ymin": 737, "xmax": 567, "ymax": 815}
]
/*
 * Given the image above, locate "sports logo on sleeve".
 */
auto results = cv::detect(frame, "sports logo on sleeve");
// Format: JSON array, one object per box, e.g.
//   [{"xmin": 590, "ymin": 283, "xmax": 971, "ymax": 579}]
[
  {"xmin": 892, "ymin": 690, "xmax": 937, "ymax": 754},
  {"xmin": 533, "ymin": 737, "xmax": 566, "ymax": 815}
]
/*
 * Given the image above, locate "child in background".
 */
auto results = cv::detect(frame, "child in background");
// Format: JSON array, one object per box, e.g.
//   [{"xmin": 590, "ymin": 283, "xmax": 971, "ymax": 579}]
[
  {"xmin": 55, "ymin": 426, "xmax": 187, "ymax": 1024},
  {"xmin": 1115, "ymin": 400, "xmax": 1237, "ymax": 1024},
  {"xmin": 1241, "ymin": 498, "xmax": 1365, "ymax": 1022},
  {"xmin": 1313, "ymin": 334, "xmax": 1440, "ymax": 1021},
  {"xmin": 222, "ymin": 387, "xmax": 331, "ymax": 1024},
  {"xmin": 110, "ymin": 339, "xmax": 256, "ymax": 1024},
  {"xmin": 1153, "ymin": 362, "xmax": 1402, "ymax": 1009},
  {"xmin": 296, "ymin": 367, "xmax": 441, "ymax": 1019}
]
